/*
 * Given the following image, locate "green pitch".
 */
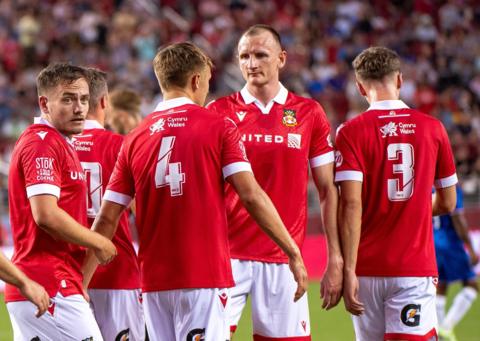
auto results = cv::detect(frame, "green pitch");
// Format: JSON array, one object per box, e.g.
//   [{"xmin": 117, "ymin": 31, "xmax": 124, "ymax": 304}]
[{"xmin": 0, "ymin": 281, "xmax": 479, "ymax": 340}]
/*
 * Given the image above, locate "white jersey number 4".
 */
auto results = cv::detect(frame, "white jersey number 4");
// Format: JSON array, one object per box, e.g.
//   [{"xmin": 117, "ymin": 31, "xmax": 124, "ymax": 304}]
[
  {"xmin": 387, "ymin": 143, "xmax": 414, "ymax": 201},
  {"xmin": 81, "ymin": 161, "xmax": 103, "ymax": 218},
  {"xmin": 155, "ymin": 136, "xmax": 186, "ymax": 196}
]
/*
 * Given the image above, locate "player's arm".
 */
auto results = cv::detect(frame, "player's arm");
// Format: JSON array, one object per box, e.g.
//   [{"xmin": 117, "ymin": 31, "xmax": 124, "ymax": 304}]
[
  {"xmin": 338, "ymin": 180, "xmax": 364, "ymax": 316},
  {"xmin": 29, "ymin": 194, "xmax": 117, "ymax": 264},
  {"xmin": 451, "ymin": 210, "xmax": 479, "ymax": 265},
  {"xmin": 0, "ymin": 251, "xmax": 50, "ymax": 317},
  {"xmin": 432, "ymin": 185, "xmax": 456, "ymax": 216},
  {"xmin": 312, "ymin": 163, "xmax": 343, "ymax": 310},
  {"xmin": 82, "ymin": 200, "xmax": 126, "ymax": 289},
  {"xmin": 227, "ymin": 171, "xmax": 308, "ymax": 302}
]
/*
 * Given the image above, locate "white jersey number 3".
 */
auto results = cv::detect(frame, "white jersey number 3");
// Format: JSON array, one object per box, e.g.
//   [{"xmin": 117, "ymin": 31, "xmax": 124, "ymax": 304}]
[
  {"xmin": 155, "ymin": 136, "xmax": 185, "ymax": 196},
  {"xmin": 387, "ymin": 143, "xmax": 414, "ymax": 201}
]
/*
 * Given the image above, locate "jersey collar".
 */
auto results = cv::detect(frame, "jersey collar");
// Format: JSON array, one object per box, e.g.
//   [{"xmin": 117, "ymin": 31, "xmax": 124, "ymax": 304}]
[
  {"xmin": 154, "ymin": 97, "xmax": 196, "ymax": 112},
  {"xmin": 33, "ymin": 116, "xmax": 76, "ymax": 146},
  {"xmin": 367, "ymin": 100, "xmax": 409, "ymax": 111},
  {"xmin": 240, "ymin": 83, "xmax": 288, "ymax": 114},
  {"xmin": 83, "ymin": 119, "xmax": 104, "ymax": 130}
]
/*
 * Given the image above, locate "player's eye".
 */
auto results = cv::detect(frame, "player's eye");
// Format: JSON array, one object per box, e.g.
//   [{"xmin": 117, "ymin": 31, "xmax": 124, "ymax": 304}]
[{"xmin": 62, "ymin": 97, "xmax": 73, "ymax": 103}]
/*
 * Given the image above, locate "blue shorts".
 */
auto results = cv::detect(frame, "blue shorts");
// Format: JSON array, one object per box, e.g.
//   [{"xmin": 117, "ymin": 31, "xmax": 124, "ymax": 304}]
[{"xmin": 436, "ymin": 243, "xmax": 476, "ymax": 283}]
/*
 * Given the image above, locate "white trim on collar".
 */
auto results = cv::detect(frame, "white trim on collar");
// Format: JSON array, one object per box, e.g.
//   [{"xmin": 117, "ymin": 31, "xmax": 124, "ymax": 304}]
[
  {"xmin": 240, "ymin": 84, "xmax": 288, "ymax": 114},
  {"xmin": 154, "ymin": 97, "xmax": 196, "ymax": 112},
  {"xmin": 33, "ymin": 116, "xmax": 76, "ymax": 145},
  {"xmin": 83, "ymin": 119, "xmax": 104, "ymax": 130},
  {"xmin": 367, "ymin": 100, "xmax": 409, "ymax": 111}
]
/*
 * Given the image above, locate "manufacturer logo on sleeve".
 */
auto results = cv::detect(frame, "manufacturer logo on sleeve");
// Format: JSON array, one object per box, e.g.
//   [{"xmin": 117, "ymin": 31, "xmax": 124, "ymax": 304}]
[
  {"xmin": 282, "ymin": 109, "xmax": 297, "ymax": 127},
  {"xmin": 36, "ymin": 131, "xmax": 48, "ymax": 140}
]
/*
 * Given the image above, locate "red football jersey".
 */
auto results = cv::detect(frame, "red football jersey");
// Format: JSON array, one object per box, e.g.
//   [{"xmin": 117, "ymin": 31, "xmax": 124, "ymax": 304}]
[
  {"xmin": 104, "ymin": 97, "xmax": 251, "ymax": 292},
  {"xmin": 335, "ymin": 100, "xmax": 457, "ymax": 277},
  {"xmin": 208, "ymin": 85, "xmax": 334, "ymax": 263},
  {"xmin": 6, "ymin": 118, "xmax": 88, "ymax": 302},
  {"xmin": 74, "ymin": 120, "xmax": 140, "ymax": 290}
]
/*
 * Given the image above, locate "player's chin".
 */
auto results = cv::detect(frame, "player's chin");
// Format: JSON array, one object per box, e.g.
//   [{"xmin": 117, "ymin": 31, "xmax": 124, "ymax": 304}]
[{"xmin": 68, "ymin": 121, "xmax": 85, "ymax": 134}]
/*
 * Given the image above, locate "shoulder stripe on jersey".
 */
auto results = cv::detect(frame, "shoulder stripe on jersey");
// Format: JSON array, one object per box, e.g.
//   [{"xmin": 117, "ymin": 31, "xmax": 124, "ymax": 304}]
[
  {"xmin": 222, "ymin": 162, "xmax": 252, "ymax": 179},
  {"xmin": 335, "ymin": 170, "xmax": 363, "ymax": 182},
  {"xmin": 104, "ymin": 190, "xmax": 132, "ymax": 207},
  {"xmin": 434, "ymin": 173, "xmax": 458, "ymax": 189},
  {"xmin": 26, "ymin": 184, "xmax": 60, "ymax": 199},
  {"xmin": 310, "ymin": 151, "xmax": 334, "ymax": 168}
]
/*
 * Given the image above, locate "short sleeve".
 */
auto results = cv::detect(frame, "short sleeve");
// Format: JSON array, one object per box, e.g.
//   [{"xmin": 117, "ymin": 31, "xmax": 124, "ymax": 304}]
[
  {"xmin": 221, "ymin": 118, "xmax": 252, "ymax": 178},
  {"xmin": 309, "ymin": 103, "xmax": 334, "ymax": 168},
  {"xmin": 434, "ymin": 122, "xmax": 457, "ymax": 189},
  {"xmin": 334, "ymin": 124, "xmax": 364, "ymax": 182},
  {"xmin": 104, "ymin": 142, "xmax": 135, "ymax": 206},
  {"xmin": 22, "ymin": 138, "xmax": 63, "ymax": 198}
]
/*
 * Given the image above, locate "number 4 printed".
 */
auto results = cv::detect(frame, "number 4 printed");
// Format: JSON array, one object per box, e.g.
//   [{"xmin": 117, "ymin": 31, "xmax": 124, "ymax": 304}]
[{"xmin": 155, "ymin": 136, "xmax": 186, "ymax": 196}]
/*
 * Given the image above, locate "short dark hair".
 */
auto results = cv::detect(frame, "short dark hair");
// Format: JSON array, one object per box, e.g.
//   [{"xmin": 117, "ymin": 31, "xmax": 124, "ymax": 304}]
[
  {"xmin": 352, "ymin": 46, "xmax": 401, "ymax": 81},
  {"xmin": 110, "ymin": 87, "xmax": 141, "ymax": 115},
  {"xmin": 152, "ymin": 42, "xmax": 213, "ymax": 91},
  {"xmin": 240, "ymin": 24, "xmax": 283, "ymax": 50},
  {"xmin": 85, "ymin": 67, "xmax": 108, "ymax": 112},
  {"xmin": 36, "ymin": 63, "xmax": 88, "ymax": 96}
]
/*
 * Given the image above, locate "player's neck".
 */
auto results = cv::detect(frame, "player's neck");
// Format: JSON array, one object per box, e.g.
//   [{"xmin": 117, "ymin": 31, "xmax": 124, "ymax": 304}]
[
  {"xmin": 365, "ymin": 86, "xmax": 400, "ymax": 104},
  {"xmin": 163, "ymin": 90, "xmax": 197, "ymax": 105},
  {"xmin": 86, "ymin": 112, "xmax": 105, "ymax": 126},
  {"xmin": 246, "ymin": 82, "xmax": 281, "ymax": 106}
]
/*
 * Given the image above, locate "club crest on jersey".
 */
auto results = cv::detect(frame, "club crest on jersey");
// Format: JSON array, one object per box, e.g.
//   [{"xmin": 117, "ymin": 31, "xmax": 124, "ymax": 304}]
[
  {"xmin": 282, "ymin": 109, "xmax": 297, "ymax": 127},
  {"xmin": 380, "ymin": 122, "xmax": 398, "ymax": 138},
  {"xmin": 150, "ymin": 118, "xmax": 166, "ymax": 135},
  {"xmin": 236, "ymin": 111, "xmax": 247, "ymax": 122}
]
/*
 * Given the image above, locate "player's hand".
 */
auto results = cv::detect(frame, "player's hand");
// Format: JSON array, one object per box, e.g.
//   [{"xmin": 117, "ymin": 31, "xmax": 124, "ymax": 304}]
[
  {"xmin": 19, "ymin": 279, "xmax": 50, "ymax": 317},
  {"xmin": 343, "ymin": 270, "xmax": 364, "ymax": 316},
  {"xmin": 288, "ymin": 254, "xmax": 308, "ymax": 302},
  {"xmin": 93, "ymin": 235, "xmax": 117, "ymax": 265},
  {"xmin": 468, "ymin": 247, "xmax": 479, "ymax": 266},
  {"xmin": 320, "ymin": 254, "xmax": 343, "ymax": 310}
]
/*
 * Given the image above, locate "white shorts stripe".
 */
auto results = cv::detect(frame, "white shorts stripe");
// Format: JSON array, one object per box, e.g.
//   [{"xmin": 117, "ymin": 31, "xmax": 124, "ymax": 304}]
[
  {"xmin": 335, "ymin": 170, "xmax": 364, "ymax": 182},
  {"xmin": 434, "ymin": 173, "xmax": 458, "ymax": 188},
  {"xmin": 222, "ymin": 161, "xmax": 252, "ymax": 179},
  {"xmin": 26, "ymin": 184, "xmax": 60, "ymax": 199},
  {"xmin": 310, "ymin": 151, "xmax": 334, "ymax": 168},
  {"xmin": 104, "ymin": 190, "xmax": 132, "ymax": 207}
]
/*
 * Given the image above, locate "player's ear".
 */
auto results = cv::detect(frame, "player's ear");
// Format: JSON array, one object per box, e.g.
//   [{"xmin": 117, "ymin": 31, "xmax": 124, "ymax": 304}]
[
  {"xmin": 100, "ymin": 94, "xmax": 109, "ymax": 110},
  {"xmin": 38, "ymin": 96, "xmax": 49, "ymax": 114},
  {"xmin": 355, "ymin": 80, "xmax": 367, "ymax": 97},
  {"xmin": 191, "ymin": 73, "xmax": 201, "ymax": 91},
  {"xmin": 278, "ymin": 50, "xmax": 287, "ymax": 70},
  {"xmin": 397, "ymin": 72, "xmax": 403, "ymax": 89}
]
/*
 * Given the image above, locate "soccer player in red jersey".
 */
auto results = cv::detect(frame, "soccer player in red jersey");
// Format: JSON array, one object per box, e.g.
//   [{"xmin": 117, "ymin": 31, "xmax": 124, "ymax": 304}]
[
  {"xmin": 6, "ymin": 63, "xmax": 116, "ymax": 340},
  {"xmin": 208, "ymin": 24, "xmax": 341, "ymax": 339},
  {"xmin": 82, "ymin": 42, "xmax": 307, "ymax": 341},
  {"xmin": 336, "ymin": 47, "xmax": 457, "ymax": 340},
  {"xmin": 75, "ymin": 68, "xmax": 144, "ymax": 340}
]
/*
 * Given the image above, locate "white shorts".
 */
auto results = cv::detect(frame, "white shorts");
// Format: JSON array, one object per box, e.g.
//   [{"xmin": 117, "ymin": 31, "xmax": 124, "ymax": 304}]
[
  {"xmin": 353, "ymin": 276, "xmax": 438, "ymax": 341},
  {"xmin": 230, "ymin": 259, "xmax": 311, "ymax": 340},
  {"xmin": 88, "ymin": 289, "xmax": 145, "ymax": 341},
  {"xmin": 143, "ymin": 287, "xmax": 230, "ymax": 341},
  {"xmin": 7, "ymin": 293, "xmax": 103, "ymax": 341}
]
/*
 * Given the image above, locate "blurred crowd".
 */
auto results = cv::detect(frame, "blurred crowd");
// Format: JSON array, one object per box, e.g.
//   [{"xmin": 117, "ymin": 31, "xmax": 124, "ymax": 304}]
[{"xmin": 0, "ymin": 0, "xmax": 479, "ymax": 243}]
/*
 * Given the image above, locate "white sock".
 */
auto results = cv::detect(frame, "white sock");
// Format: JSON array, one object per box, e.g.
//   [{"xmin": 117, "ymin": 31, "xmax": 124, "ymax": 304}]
[
  {"xmin": 441, "ymin": 287, "xmax": 478, "ymax": 331},
  {"xmin": 436, "ymin": 294, "xmax": 446, "ymax": 325}
]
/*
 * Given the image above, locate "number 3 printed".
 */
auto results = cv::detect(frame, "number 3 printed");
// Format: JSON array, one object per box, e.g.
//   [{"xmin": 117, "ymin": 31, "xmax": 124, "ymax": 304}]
[
  {"xmin": 155, "ymin": 136, "xmax": 186, "ymax": 196},
  {"xmin": 387, "ymin": 143, "xmax": 414, "ymax": 201}
]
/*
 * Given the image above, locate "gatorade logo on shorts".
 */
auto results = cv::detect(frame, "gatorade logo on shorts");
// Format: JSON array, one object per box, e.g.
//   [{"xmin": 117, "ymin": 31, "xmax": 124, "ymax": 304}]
[
  {"xmin": 401, "ymin": 304, "xmax": 421, "ymax": 327},
  {"xmin": 186, "ymin": 328, "xmax": 205, "ymax": 341},
  {"xmin": 30, "ymin": 337, "xmax": 40, "ymax": 341},
  {"xmin": 115, "ymin": 328, "xmax": 130, "ymax": 341}
]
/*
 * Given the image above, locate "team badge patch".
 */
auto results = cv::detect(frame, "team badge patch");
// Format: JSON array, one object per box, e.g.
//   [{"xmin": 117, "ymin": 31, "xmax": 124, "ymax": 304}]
[
  {"xmin": 187, "ymin": 328, "xmax": 205, "ymax": 341},
  {"xmin": 282, "ymin": 109, "xmax": 297, "ymax": 127}
]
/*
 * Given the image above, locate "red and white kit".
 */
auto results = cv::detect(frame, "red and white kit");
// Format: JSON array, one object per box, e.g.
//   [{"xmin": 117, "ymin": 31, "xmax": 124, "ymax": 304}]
[
  {"xmin": 209, "ymin": 84, "xmax": 334, "ymax": 339},
  {"xmin": 335, "ymin": 100, "xmax": 457, "ymax": 340},
  {"xmin": 75, "ymin": 120, "xmax": 144, "ymax": 341},
  {"xmin": 6, "ymin": 117, "xmax": 102, "ymax": 339},
  {"xmin": 104, "ymin": 97, "xmax": 252, "ymax": 341}
]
